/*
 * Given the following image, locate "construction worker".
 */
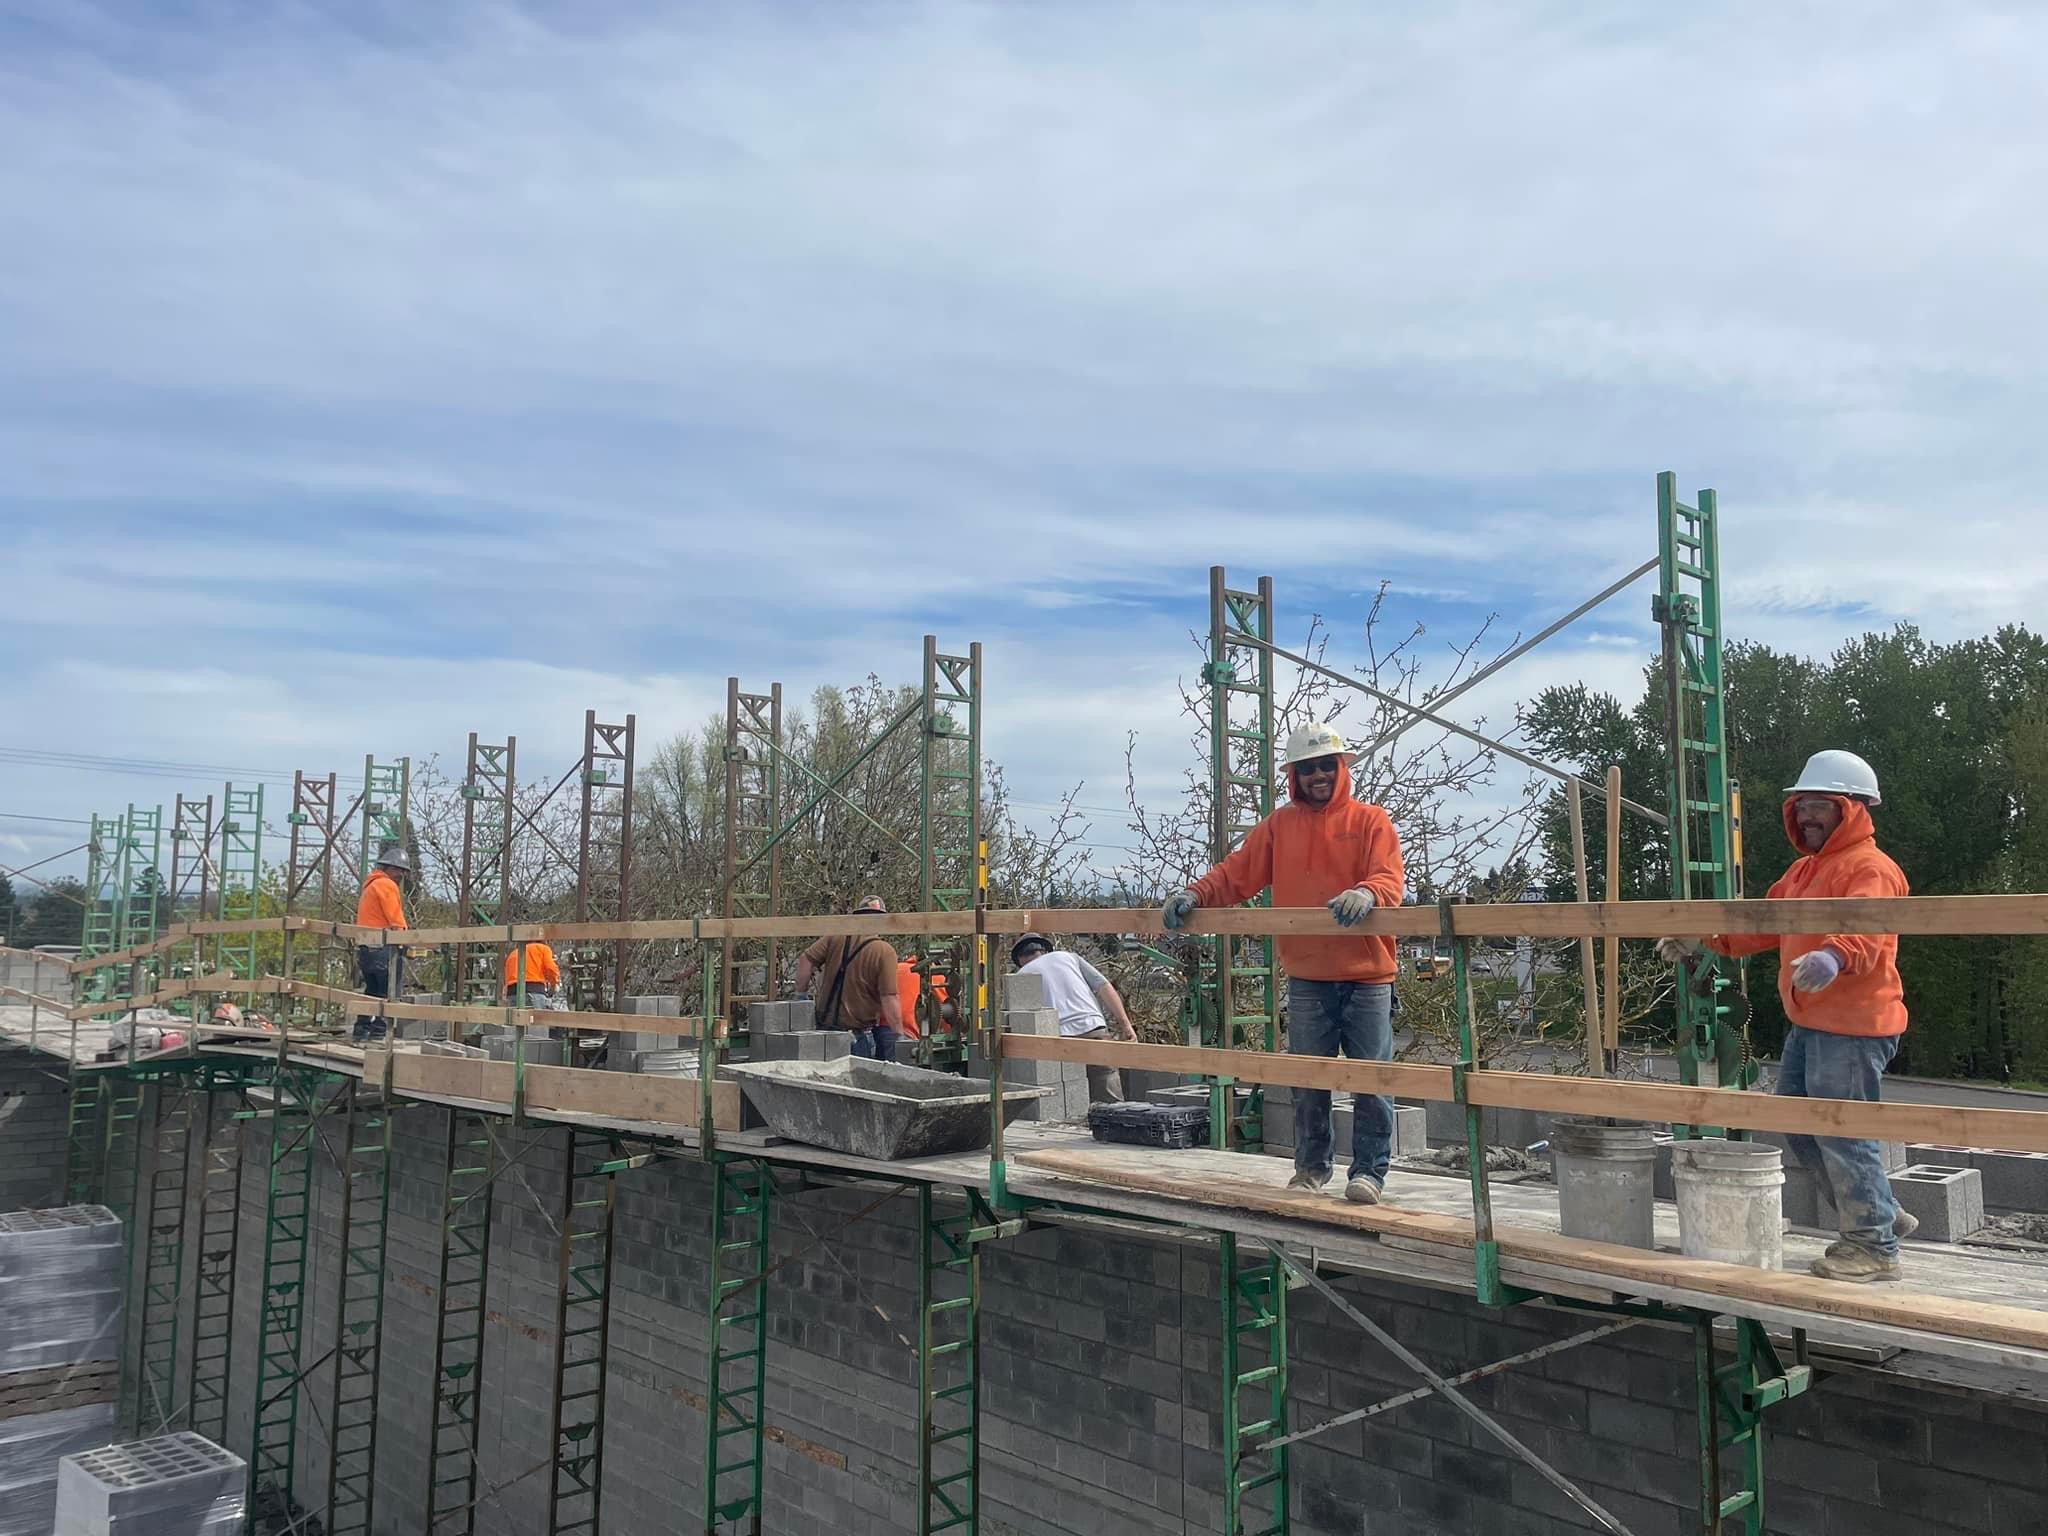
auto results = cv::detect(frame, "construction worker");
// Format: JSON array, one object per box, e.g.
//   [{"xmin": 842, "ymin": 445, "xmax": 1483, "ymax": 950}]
[
  {"xmin": 205, "ymin": 1000, "xmax": 274, "ymax": 1034},
  {"xmin": 503, "ymin": 940, "xmax": 565, "ymax": 1010},
  {"xmin": 795, "ymin": 896, "xmax": 906, "ymax": 1062},
  {"xmin": 1162, "ymin": 722, "xmax": 1407, "ymax": 1204},
  {"xmin": 352, "ymin": 843, "xmax": 409, "ymax": 1043},
  {"xmin": 1658, "ymin": 749, "xmax": 1912, "ymax": 1283},
  {"xmin": 1011, "ymin": 933, "xmax": 1137, "ymax": 1103},
  {"xmin": 895, "ymin": 957, "xmax": 950, "ymax": 1042}
]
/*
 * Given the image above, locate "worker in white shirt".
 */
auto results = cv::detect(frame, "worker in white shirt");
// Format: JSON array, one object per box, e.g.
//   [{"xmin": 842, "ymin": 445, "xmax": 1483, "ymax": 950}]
[{"xmin": 1010, "ymin": 933, "xmax": 1137, "ymax": 1103}]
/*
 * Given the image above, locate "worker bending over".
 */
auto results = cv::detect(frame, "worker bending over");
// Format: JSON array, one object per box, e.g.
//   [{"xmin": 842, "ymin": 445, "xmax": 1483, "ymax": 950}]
[
  {"xmin": 353, "ymin": 843, "xmax": 410, "ymax": 1042},
  {"xmin": 1659, "ymin": 750, "xmax": 1911, "ymax": 1283},
  {"xmin": 503, "ymin": 941, "xmax": 565, "ymax": 1010},
  {"xmin": 796, "ymin": 895, "xmax": 907, "ymax": 1062},
  {"xmin": 1011, "ymin": 933, "xmax": 1137, "ymax": 1103},
  {"xmin": 1163, "ymin": 723, "xmax": 1406, "ymax": 1204}
]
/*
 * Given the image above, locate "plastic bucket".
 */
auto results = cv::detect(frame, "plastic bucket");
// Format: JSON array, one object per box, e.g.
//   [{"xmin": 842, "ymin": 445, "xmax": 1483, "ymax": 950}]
[
  {"xmin": 1551, "ymin": 1117, "xmax": 1658, "ymax": 1250},
  {"xmin": 1671, "ymin": 1138, "xmax": 1784, "ymax": 1269}
]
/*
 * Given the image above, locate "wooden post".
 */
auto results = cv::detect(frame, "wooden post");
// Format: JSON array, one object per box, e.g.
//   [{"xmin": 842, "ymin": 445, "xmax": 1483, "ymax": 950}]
[
  {"xmin": 1566, "ymin": 781, "xmax": 1604, "ymax": 1076},
  {"xmin": 1604, "ymin": 764, "xmax": 1623, "ymax": 1056}
]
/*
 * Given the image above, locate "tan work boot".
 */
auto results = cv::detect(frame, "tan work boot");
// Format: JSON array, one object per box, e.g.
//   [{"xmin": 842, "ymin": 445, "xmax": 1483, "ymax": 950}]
[
  {"xmin": 1894, "ymin": 1210, "xmax": 1919, "ymax": 1242},
  {"xmin": 1287, "ymin": 1168, "xmax": 1332, "ymax": 1193},
  {"xmin": 1811, "ymin": 1246, "xmax": 1901, "ymax": 1283},
  {"xmin": 1344, "ymin": 1175, "xmax": 1384, "ymax": 1206}
]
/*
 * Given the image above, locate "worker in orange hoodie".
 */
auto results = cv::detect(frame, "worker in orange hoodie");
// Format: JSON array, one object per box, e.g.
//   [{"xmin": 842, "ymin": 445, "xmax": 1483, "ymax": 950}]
[
  {"xmin": 1162, "ymin": 723, "xmax": 1407, "ymax": 1204},
  {"xmin": 353, "ymin": 843, "xmax": 410, "ymax": 1043},
  {"xmin": 895, "ymin": 958, "xmax": 949, "ymax": 1043},
  {"xmin": 503, "ymin": 941, "xmax": 565, "ymax": 1010},
  {"xmin": 1658, "ymin": 750, "xmax": 1911, "ymax": 1283}
]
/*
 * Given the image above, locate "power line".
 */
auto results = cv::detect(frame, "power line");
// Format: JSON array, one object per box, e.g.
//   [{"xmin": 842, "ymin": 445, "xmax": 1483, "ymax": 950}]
[
  {"xmin": 0, "ymin": 811, "xmax": 93, "ymax": 826},
  {"xmin": 0, "ymin": 746, "xmax": 299, "ymax": 786}
]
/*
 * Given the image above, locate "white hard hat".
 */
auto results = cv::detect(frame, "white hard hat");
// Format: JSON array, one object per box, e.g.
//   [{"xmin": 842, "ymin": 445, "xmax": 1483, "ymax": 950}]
[
  {"xmin": 1281, "ymin": 722, "xmax": 1349, "ymax": 768},
  {"xmin": 1785, "ymin": 749, "xmax": 1880, "ymax": 805}
]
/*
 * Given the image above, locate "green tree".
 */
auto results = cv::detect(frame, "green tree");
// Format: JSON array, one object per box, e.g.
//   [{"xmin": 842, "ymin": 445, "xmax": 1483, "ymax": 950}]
[{"xmin": 15, "ymin": 880, "xmax": 86, "ymax": 949}]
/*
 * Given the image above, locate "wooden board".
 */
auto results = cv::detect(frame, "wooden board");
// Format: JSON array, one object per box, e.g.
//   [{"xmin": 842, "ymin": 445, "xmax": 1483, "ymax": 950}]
[
  {"xmin": 1004, "ymin": 1036, "xmax": 2048, "ymax": 1154},
  {"xmin": 64, "ymin": 894, "xmax": 2048, "ymax": 977},
  {"xmin": 1002, "ymin": 1035, "xmax": 1452, "ymax": 1099},
  {"xmin": 360, "ymin": 1049, "xmax": 739, "ymax": 1131},
  {"xmin": 1015, "ymin": 1145, "xmax": 2048, "ymax": 1354}
]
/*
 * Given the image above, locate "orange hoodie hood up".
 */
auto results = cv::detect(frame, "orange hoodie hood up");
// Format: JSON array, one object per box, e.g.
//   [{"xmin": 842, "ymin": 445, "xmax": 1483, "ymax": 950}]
[
  {"xmin": 1190, "ymin": 757, "xmax": 1406, "ymax": 983},
  {"xmin": 1707, "ymin": 795, "xmax": 1909, "ymax": 1036}
]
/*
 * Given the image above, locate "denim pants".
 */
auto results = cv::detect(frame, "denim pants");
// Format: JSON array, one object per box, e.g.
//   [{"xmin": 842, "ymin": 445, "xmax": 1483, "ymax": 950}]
[
  {"xmin": 354, "ymin": 945, "xmax": 400, "ymax": 1042},
  {"xmin": 852, "ymin": 1024, "xmax": 899, "ymax": 1064},
  {"xmin": 1777, "ymin": 1026, "xmax": 1901, "ymax": 1257},
  {"xmin": 1288, "ymin": 979, "xmax": 1395, "ymax": 1183}
]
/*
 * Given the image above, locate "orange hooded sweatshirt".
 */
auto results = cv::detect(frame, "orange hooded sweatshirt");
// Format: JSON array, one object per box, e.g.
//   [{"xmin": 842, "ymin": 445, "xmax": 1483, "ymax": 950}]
[
  {"xmin": 502, "ymin": 942, "xmax": 562, "ymax": 992},
  {"xmin": 355, "ymin": 869, "xmax": 406, "ymax": 931},
  {"xmin": 1190, "ymin": 758, "xmax": 1406, "ymax": 983},
  {"xmin": 1706, "ymin": 796, "xmax": 1908, "ymax": 1038}
]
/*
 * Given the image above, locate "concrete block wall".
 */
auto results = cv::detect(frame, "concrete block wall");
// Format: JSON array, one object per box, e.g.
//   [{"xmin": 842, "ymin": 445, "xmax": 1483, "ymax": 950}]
[
  {"xmin": 0, "ymin": 1044, "xmax": 69, "ymax": 1211},
  {"xmin": 69, "ymin": 1096, "xmax": 2048, "ymax": 1535}
]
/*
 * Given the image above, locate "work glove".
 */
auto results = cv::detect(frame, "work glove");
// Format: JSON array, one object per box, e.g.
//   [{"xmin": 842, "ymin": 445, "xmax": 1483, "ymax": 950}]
[
  {"xmin": 1789, "ymin": 948, "xmax": 1843, "ymax": 992},
  {"xmin": 1328, "ymin": 887, "xmax": 1376, "ymax": 927},
  {"xmin": 1161, "ymin": 892, "xmax": 1198, "ymax": 931},
  {"xmin": 1654, "ymin": 937, "xmax": 1700, "ymax": 964}
]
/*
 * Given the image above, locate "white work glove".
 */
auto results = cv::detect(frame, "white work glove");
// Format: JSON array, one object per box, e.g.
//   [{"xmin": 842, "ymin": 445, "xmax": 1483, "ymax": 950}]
[
  {"xmin": 1790, "ymin": 948, "xmax": 1843, "ymax": 992},
  {"xmin": 1162, "ymin": 891, "xmax": 1198, "ymax": 931},
  {"xmin": 1328, "ymin": 887, "xmax": 1376, "ymax": 927},
  {"xmin": 1654, "ymin": 937, "xmax": 1701, "ymax": 964}
]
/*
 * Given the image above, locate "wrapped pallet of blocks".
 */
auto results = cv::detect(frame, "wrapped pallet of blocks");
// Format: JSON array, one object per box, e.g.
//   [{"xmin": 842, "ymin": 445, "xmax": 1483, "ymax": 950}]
[
  {"xmin": 0, "ymin": 1206, "xmax": 123, "ymax": 1536},
  {"xmin": 56, "ymin": 1434, "xmax": 245, "ymax": 1535}
]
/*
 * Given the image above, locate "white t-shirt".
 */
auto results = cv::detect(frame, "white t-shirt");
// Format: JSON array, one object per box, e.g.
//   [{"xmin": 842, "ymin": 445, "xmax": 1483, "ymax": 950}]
[{"xmin": 1019, "ymin": 951, "xmax": 1110, "ymax": 1037}]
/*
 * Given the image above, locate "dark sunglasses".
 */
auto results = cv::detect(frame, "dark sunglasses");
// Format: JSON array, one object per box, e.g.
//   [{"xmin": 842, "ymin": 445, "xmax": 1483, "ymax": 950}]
[{"xmin": 1297, "ymin": 755, "xmax": 1342, "ymax": 775}]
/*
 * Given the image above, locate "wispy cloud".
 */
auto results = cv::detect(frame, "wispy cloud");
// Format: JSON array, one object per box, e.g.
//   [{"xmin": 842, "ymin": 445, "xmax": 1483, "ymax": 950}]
[{"xmin": 2, "ymin": 2, "xmax": 2042, "ymax": 879}]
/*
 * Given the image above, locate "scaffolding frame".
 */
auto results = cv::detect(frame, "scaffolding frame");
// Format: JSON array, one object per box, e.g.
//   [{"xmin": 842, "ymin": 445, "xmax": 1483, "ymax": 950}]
[
  {"xmin": 186, "ymin": 1073, "xmax": 249, "ymax": 1449},
  {"xmin": 428, "ymin": 1109, "xmax": 497, "ymax": 1535},
  {"xmin": 131, "ymin": 1073, "xmax": 194, "ymax": 1438},
  {"xmin": 325, "ymin": 1079, "xmax": 392, "ymax": 1536},
  {"xmin": 170, "ymin": 792, "xmax": 215, "ymax": 993},
  {"xmin": 457, "ymin": 734, "xmax": 518, "ymax": 1008},
  {"xmin": 545, "ymin": 1128, "xmax": 619, "ymax": 1536},
  {"xmin": 702, "ymin": 1154, "xmax": 773, "ymax": 1532},
  {"xmin": 720, "ymin": 680, "xmax": 783, "ymax": 1032},
  {"xmin": 286, "ymin": 769, "xmax": 342, "ymax": 1028},
  {"xmin": 217, "ymin": 783, "xmax": 265, "ymax": 988},
  {"xmin": 573, "ymin": 712, "xmax": 635, "ymax": 1014}
]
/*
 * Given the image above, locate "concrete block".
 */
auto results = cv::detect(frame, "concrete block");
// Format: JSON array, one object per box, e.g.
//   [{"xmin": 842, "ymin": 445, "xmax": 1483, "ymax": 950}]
[
  {"xmin": 754, "ymin": 1030, "xmax": 852, "ymax": 1064},
  {"xmin": 628, "ymin": 995, "xmax": 682, "ymax": 1016},
  {"xmin": 483, "ymin": 1037, "xmax": 563, "ymax": 1065},
  {"xmin": 1003, "ymin": 1007, "xmax": 1058, "ymax": 1037},
  {"xmin": 747, "ymin": 1002, "xmax": 772, "ymax": 1034},
  {"xmin": 1965, "ymin": 1149, "xmax": 2048, "ymax": 1212},
  {"xmin": 1005, "ymin": 973, "xmax": 1050, "ymax": 1011},
  {"xmin": 1890, "ymin": 1164, "xmax": 1985, "ymax": 1241},
  {"xmin": 785, "ymin": 997, "xmax": 815, "ymax": 1032}
]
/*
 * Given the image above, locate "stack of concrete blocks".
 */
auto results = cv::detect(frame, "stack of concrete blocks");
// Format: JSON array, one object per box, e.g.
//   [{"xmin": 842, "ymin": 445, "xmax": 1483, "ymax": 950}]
[
  {"xmin": 1424, "ymin": 1098, "xmax": 1550, "ymax": 1152},
  {"xmin": 482, "ymin": 1033, "xmax": 564, "ymax": 1066},
  {"xmin": 1907, "ymin": 1143, "xmax": 2048, "ymax": 1214},
  {"xmin": 422, "ymin": 1040, "xmax": 486, "ymax": 1059},
  {"xmin": 975, "ymin": 974, "xmax": 1089, "ymax": 1123},
  {"xmin": 1887, "ymin": 1165, "xmax": 1987, "ymax": 1242},
  {"xmin": 745, "ymin": 1000, "xmax": 848, "ymax": 1065},
  {"xmin": 54, "ymin": 1434, "xmax": 245, "ymax": 1535},
  {"xmin": 1251, "ymin": 1087, "xmax": 1426, "ymax": 1160},
  {"xmin": 0, "ymin": 1207, "xmax": 122, "ymax": 1535}
]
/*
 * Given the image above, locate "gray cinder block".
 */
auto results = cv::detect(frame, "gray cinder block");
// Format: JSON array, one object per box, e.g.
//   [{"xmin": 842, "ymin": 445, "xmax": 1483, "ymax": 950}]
[
  {"xmin": 1965, "ymin": 1149, "xmax": 2048, "ymax": 1212},
  {"xmin": 628, "ymin": 995, "xmax": 682, "ymax": 1017},
  {"xmin": 753, "ymin": 1031, "xmax": 851, "ymax": 1064},
  {"xmin": 1890, "ymin": 1164, "xmax": 1985, "ymax": 1241},
  {"xmin": 785, "ymin": 997, "xmax": 815, "ymax": 1031},
  {"xmin": 1005, "ymin": 973, "xmax": 1050, "ymax": 1011},
  {"xmin": 1003, "ymin": 1007, "xmax": 1058, "ymax": 1038}
]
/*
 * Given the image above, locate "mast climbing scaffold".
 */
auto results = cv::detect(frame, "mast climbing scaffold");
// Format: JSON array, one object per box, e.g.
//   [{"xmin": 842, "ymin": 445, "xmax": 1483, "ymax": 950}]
[
  {"xmin": 721, "ymin": 680, "xmax": 783, "ymax": 1031},
  {"xmin": 573, "ymin": 713, "xmax": 634, "ymax": 1014},
  {"xmin": 457, "ymin": 735, "xmax": 517, "ymax": 1008}
]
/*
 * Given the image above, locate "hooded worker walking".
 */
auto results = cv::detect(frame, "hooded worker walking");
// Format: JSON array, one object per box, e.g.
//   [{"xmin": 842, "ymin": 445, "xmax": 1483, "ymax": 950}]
[
  {"xmin": 353, "ymin": 842, "xmax": 411, "ymax": 1043},
  {"xmin": 1659, "ymin": 750, "xmax": 1912, "ymax": 1283},
  {"xmin": 1162, "ymin": 723, "xmax": 1407, "ymax": 1204}
]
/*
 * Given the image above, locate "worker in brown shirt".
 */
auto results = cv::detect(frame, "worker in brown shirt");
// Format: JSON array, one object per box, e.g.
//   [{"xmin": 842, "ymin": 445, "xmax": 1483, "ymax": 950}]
[{"xmin": 794, "ymin": 895, "xmax": 905, "ymax": 1062}]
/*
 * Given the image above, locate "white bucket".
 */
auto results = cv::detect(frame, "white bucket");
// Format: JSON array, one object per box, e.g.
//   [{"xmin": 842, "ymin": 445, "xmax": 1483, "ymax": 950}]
[
  {"xmin": 1552, "ymin": 1118, "xmax": 1658, "ymax": 1250},
  {"xmin": 1672, "ymin": 1137, "xmax": 1784, "ymax": 1269}
]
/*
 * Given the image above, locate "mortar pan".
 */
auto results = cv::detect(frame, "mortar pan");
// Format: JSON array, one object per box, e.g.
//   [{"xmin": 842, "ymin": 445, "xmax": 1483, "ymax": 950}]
[{"xmin": 722, "ymin": 1057, "xmax": 1050, "ymax": 1160}]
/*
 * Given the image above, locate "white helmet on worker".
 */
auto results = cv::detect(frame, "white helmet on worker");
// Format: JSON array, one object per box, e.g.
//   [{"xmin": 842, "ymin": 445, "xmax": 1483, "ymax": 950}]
[
  {"xmin": 1785, "ymin": 749, "xmax": 1881, "ymax": 806},
  {"xmin": 1280, "ymin": 722, "xmax": 1348, "ymax": 769}
]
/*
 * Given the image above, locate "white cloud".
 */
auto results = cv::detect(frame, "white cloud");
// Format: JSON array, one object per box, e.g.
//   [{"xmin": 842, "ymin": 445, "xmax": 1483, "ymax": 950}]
[{"xmin": 2, "ymin": 2, "xmax": 2043, "ymax": 886}]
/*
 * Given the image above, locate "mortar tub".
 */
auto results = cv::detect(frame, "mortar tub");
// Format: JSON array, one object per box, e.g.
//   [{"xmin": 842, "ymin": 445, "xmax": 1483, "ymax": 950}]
[
  {"xmin": 1672, "ymin": 1136, "xmax": 1784, "ymax": 1270},
  {"xmin": 722, "ymin": 1058, "xmax": 1050, "ymax": 1160},
  {"xmin": 1551, "ymin": 1117, "xmax": 1658, "ymax": 1251}
]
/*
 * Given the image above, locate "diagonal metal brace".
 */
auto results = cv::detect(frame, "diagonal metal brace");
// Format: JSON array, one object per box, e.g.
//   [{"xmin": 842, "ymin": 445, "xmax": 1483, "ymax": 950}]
[{"xmin": 1262, "ymin": 1241, "xmax": 1636, "ymax": 1536}]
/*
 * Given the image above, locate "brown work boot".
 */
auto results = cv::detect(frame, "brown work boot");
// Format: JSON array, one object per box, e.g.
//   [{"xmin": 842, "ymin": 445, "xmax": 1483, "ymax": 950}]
[{"xmin": 1810, "ymin": 1246, "xmax": 1901, "ymax": 1283}]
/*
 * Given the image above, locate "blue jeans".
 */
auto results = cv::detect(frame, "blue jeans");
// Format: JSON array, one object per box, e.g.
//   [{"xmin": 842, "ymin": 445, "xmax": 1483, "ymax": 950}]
[
  {"xmin": 1777, "ymin": 1026, "xmax": 1901, "ymax": 1257},
  {"xmin": 1288, "ymin": 980, "xmax": 1394, "ymax": 1183},
  {"xmin": 853, "ymin": 1025, "xmax": 899, "ymax": 1064},
  {"xmin": 354, "ymin": 946, "xmax": 399, "ymax": 1043}
]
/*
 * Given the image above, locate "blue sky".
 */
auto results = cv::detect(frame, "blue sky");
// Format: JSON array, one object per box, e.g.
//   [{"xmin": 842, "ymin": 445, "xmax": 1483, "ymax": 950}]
[{"xmin": 4, "ymin": 2, "xmax": 2045, "ymax": 888}]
